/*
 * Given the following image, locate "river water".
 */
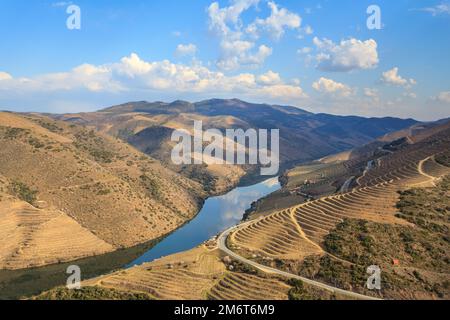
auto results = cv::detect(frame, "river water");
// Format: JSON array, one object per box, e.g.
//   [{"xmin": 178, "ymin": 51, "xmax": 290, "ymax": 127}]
[
  {"xmin": 0, "ymin": 176, "xmax": 280, "ymax": 299},
  {"xmin": 127, "ymin": 176, "xmax": 281, "ymax": 267}
]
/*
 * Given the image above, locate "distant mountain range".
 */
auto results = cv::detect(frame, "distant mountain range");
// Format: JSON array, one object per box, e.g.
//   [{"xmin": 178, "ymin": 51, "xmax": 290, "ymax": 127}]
[
  {"xmin": 101, "ymin": 99, "xmax": 419, "ymax": 157},
  {"xmin": 54, "ymin": 99, "xmax": 420, "ymax": 191}
]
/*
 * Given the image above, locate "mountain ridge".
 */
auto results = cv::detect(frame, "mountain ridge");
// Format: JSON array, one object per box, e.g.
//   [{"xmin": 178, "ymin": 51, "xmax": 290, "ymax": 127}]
[{"xmin": 53, "ymin": 98, "xmax": 420, "ymax": 193}]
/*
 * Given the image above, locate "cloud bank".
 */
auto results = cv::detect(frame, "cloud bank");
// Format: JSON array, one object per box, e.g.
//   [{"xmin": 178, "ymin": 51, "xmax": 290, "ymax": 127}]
[{"xmin": 0, "ymin": 53, "xmax": 307, "ymax": 110}]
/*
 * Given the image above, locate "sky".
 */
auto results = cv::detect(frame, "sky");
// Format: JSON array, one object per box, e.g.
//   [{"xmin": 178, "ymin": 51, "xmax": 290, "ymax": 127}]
[{"xmin": 0, "ymin": 0, "xmax": 449, "ymax": 120}]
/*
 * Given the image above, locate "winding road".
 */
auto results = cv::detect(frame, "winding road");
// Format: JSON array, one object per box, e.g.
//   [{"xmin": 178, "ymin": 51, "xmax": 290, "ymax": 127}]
[
  {"xmin": 417, "ymin": 156, "xmax": 438, "ymax": 180},
  {"xmin": 216, "ymin": 155, "xmax": 443, "ymax": 300},
  {"xmin": 217, "ymin": 222, "xmax": 381, "ymax": 300},
  {"xmin": 339, "ymin": 176, "xmax": 355, "ymax": 193}
]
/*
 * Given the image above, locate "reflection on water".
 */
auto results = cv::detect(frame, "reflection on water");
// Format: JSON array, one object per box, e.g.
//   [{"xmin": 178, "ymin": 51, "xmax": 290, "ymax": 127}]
[
  {"xmin": 127, "ymin": 176, "xmax": 280, "ymax": 267},
  {"xmin": 0, "ymin": 238, "xmax": 161, "ymax": 300},
  {"xmin": 0, "ymin": 177, "xmax": 280, "ymax": 299}
]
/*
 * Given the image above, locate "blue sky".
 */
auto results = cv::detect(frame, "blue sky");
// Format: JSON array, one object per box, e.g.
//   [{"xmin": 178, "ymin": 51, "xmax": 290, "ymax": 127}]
[{"xmin": 0, "ymin": 0, "xmax": 449, "ymax": 120}]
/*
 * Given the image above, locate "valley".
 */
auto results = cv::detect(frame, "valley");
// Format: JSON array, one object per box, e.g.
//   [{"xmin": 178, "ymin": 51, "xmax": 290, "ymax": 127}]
[
  {"xmin": 2, "ymin": 0, "xmax": 450, "ymax": 308},
  {"xmin": 0, "ymin": 100, "xmax": 449, "ymax": 300},
  {"xmin": 52, "ymin": 99, "xmax": 417, "ymax": 194}
]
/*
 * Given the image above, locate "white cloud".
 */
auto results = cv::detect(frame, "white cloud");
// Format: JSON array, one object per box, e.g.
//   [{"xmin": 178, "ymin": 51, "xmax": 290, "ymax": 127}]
[
  {"xmin": 0, "ymin": 72, "xmax": 13, "ymax": 81},
  {"xmin": 175, "ymin": 43, "xmax": 197, "ymax": 57},
  {"xmin": 403, "ymin": 92, "xmax": 417, "ymax": 99},
  {"xmin": 51, "ymin": 1, "xmax": 72, "ymax": 7},
  {"xmin": 0, "ymin": 53, "xmax": 306, "ymax": 104},
  {"xmin": 257, "ymin": 84, "xmax": 306, "ymax": 99},
  {"xmin": 208, "ymin": 0, "xmax": 272, "ymax": 70},
  {"xmin": 116, "ymin": 53, "xmax": 153, "ymax": 77},
  {"xmin": 416, "ymin": 3, "xmax": 450, "ymax": 16},
  {"xmin": 0, "ymin": 64, "xmax": 122, "ymax": 93},
  {"xmin": 363, "ymin": 88, "xmax": 378, "ymax": 98},
  {"xmin": 297, "ymin": 25, "xmax": 313, "ymax": 39},
  {"xmin": 208, "ymin": 0, "xmax": 299, "ymax": 70},
  {"xmin": 313, "ymin": 37, "xmax": 379, "ymax": 72},
  {"xmin": 433, "ymin": 91, "xmax": 450, "ymax": 103},
  {"xmin": 172, "ymin": 31, "xmax": 182, "ymax": 37},
  {"xmin": 312, "ymin": 77, "xmax": 353, "ymax": 97},
  {"xmin": 363, "ymin": 88, "xmax": 380, "ymax": 103},
  {"xmin": 246, "ymin": 1, "xmax": 301, "ymax": 40},
  {"xmin": 257, "ymin": 70, "xmax": 281, "ymax": 85},
  {"xmin": 303, "ymin": 25, "xmax": 314, "ymax": 35},
  {"xmin": 297, "ymin": 47, "xmax": 312, "ymax": 54},
  {"xmin": 217, "ymin": 41, "xmax": 272, "ymax": 71},
  {"xmin": 207, "ymin": 0, "xmax": 260, "ymax": 39},
  {"xmin": 381, "ymin": 67, "xmax": 416, "ymax": 88}
]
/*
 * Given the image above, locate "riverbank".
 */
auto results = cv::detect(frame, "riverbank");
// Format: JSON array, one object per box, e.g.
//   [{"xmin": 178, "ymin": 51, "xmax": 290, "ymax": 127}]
[
  {"xmin": 126, "ymin": 176, "xmax": 281, "ymax": 267},
  {"xmin": 0, "ymin": 176, "xmax": 280, "ymax": 299}
]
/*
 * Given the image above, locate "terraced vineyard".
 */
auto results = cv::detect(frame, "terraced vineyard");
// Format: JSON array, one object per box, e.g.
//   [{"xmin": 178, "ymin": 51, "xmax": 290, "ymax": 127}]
[
  {"xmin": 0, "ymin": 197, "xmax": 114, "ymax": 270},
  {"xmin": 285, "ymin": 162, "xmax": 351, "ymax": 196},
  {"xmin": 96, "ymin": 269, "xmax": 216, "ymax": 300},
  {"xmin": 230, "ymin": 128, "xmax": 450, "ymax": 261},
  {"xmin": 42, "ymin": 246, "xmax": 299, "ymax": 300},
  {"xmin": 230, "ymin": 209, "xmax": 322, "ymax": 260},
  {"xmin": 81, "ymin": 247, "xmax": 225, "ymax": 300},
  {"xmin": 39, "ymin": 240, "xmax": 345, "ymax": 301},
  {"xmin": 208, "ymin": 272, "xmax": 289, "ymax": 300}
]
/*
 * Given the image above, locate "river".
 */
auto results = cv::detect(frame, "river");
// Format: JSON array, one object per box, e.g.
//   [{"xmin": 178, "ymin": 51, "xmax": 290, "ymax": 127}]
[
  {"xmin": 0, "ymin": 176, "xmax": 280, "ymax": 299},
  {"xmin": 127, "ymin": 176, "xmax": 281, "ymax": 267}
]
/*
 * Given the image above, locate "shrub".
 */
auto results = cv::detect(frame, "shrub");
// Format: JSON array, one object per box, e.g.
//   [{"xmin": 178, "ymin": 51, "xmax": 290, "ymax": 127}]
[
  {"xmin": 35, "ymin": 286, "xmax": 153, "ymax": 300},
  {"xmin": 97, "ymin": 188, "xmax": 111, "ymax": 196},
  {"xmin": 9, "ymin": 181, "xmax": 37, "ymax": 204},
  {"xmin": 28, "ymin": 137, "xmax": 45, "ymax": 149},
  {"xmin": 4, "ymin": 127, "xmax": 27, "ymax": 139},
  {"xmin": 37, "ymin": 121, "xmax": 63, "ymax": 133},
  {"xmin": 140, "ymin": 174, "xmax": 162, "ymax": 199},
  {"xmin": 435, "ymin": 152, "xmax": 450, "ymax": 167},
  {"xmin": 88, "ymin": 148, "xmax": 114, "ymax": 163},
  {"xmin": 287, "ymin": 279, "xmax": 316, "ymax": 300}
]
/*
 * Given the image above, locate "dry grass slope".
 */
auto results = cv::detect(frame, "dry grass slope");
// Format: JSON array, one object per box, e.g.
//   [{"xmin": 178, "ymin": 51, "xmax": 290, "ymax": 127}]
[
  {"xmin": 0, "ymin": 112, "xmax": 204, "ymax": 269},
  {"xmin": 0, "ymin": 196, "xmax": 113, "ymax": 270},
  {"xmin": 208, "ymin": 272, "xmax": 289, "ymax": 300}
]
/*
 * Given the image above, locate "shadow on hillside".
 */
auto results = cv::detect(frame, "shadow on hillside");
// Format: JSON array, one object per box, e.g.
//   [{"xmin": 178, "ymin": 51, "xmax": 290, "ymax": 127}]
[{"xmin": 0, "ymin": 238, "xmax": 161, "ymax": 300}]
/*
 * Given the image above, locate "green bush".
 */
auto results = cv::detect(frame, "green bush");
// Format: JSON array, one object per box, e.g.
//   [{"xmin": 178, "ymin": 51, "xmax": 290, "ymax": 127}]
[
  {"xmin": 97, "ymin": 188, "xmax": 111, "ymax": 196},
  {"xmin": 287, "ymin": 279, "xmax": 316, "ymax": 300},
  {"xmin": 435, "ymin": 152, "xmax": 450, "ymax": 167},
  {"xmin": 140, "ymin": 174, "xmax": 162, "ymax": 199},
  {"xmin": 4, "ymin": 127, "xmax": 27, "ymax": 139},
  {"xmin": 35, "ymin": 286, "xmax": 153, "ymax": 300},
  {"xmin": 28, "ymin": 137, "xmax": 45, "ymax": 149},
  {"xmin": 9, "ymin": 181, "xmax": 37, "ymax": 204}
]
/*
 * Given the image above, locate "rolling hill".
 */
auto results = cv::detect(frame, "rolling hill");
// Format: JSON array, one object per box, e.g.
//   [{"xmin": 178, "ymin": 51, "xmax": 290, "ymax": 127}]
[
  {"xmin": 0, "ymin": 112, "xmax": 205, "ymax": 270},
  {"xmin": 52, "ymin": 99, "xmax": 418, "ymax": 192}
]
